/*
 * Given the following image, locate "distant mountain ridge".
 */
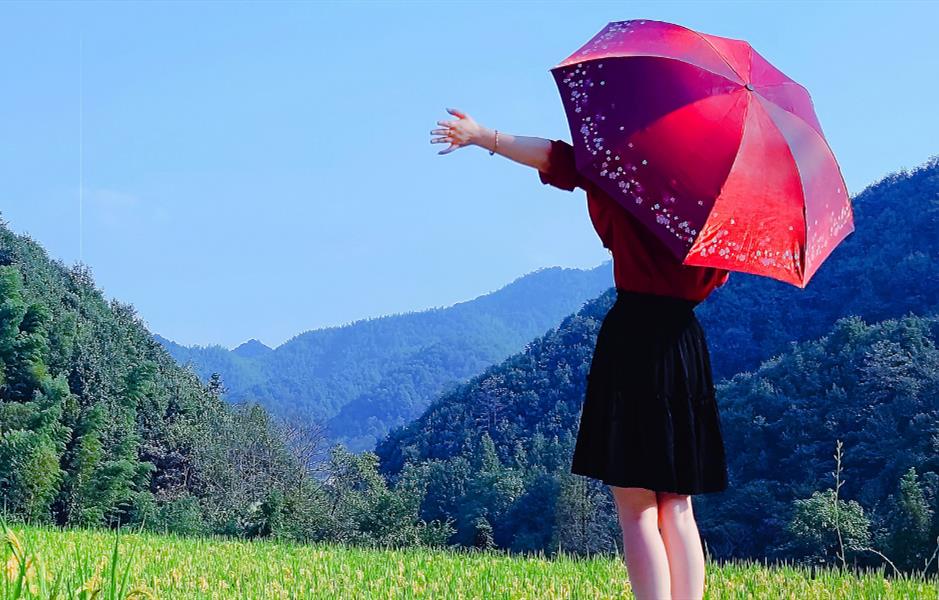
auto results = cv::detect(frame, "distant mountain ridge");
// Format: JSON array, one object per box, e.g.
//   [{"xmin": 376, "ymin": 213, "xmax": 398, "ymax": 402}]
[
  {"xmin": 157, "ymin": 262, "xmax": 614, "ymax": 450},
  {"xmin": 233, "ymin": 339, "xmax": 273, "ymax": 359}
]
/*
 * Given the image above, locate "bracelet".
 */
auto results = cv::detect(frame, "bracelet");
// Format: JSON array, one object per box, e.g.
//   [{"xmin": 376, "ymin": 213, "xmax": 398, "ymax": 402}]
[{"xmin": 489, "ymin": 129, "xmax": 499, "ymax": 156}]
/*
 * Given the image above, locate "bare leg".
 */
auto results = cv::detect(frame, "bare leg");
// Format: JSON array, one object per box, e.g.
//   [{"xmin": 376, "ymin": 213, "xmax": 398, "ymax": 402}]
[
  {"xmin": 657, "ymin": 491, "xmax": 705, "ymax": 599},
  {"xmin": 609, "ymin": 485, "xmax": 671, "ymax": 600}
]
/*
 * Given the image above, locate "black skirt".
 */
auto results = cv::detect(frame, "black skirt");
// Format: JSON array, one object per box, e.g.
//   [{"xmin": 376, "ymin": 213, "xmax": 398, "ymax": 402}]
[{"xmin": 570, "ymin": 288, "xmax": 729, "ymax": 495}]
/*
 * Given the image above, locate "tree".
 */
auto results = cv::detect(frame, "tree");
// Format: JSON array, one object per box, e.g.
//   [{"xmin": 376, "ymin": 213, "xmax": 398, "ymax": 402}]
[
  {"xmin": 554, "ymin": 473, "xmax": 619, "ymax": 556},
  {"xmin": 319, "ymin": 445, "xmax": 452, "ymax": 548},
  {"xmin": 472, "ymin": 516, "xmax": 494, "ymax": 550},
  {"xmin": 785, "ymin": 440, "xmax": 872, "ymax": 568},
  {"xmin": 455, "ymin": 432, "xmax": 524, "ymax": 547},
  {"xmin": 885, "ymin": 467, "xmax": 933, "ymax": 570},
  {"xmin": 787, "ymin": 489, "xmax": 871, "ymax": 567}
]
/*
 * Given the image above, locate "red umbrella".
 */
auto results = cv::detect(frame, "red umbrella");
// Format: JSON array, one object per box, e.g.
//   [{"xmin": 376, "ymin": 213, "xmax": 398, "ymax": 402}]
[{"xmin": 548, "ymin": 19, "xmax": 854, "ymax": 288}]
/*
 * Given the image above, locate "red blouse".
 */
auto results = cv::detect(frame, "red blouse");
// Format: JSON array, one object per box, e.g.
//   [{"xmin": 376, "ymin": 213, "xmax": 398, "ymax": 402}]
[{"xmin": 538, "ymin": 139, "xmax": 730, "ymax": 302}]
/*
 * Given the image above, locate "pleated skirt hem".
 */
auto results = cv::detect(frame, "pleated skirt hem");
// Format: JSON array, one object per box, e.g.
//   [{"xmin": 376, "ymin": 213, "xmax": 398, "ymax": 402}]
[{"xmin": 570, "ymin": 289, "xmax": 729, "ymax": 495}]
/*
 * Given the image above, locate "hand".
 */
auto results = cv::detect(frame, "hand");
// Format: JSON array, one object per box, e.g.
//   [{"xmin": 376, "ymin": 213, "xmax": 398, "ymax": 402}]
[{"xmin": 431, "ymin": 107, "xmax": 485, "ymax": 155}]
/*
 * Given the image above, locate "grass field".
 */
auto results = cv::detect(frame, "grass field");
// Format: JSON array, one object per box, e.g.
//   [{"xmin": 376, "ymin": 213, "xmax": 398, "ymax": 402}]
[{"xmin": 2, "ymin": 524, "xmax": 937, "ymax": 599}]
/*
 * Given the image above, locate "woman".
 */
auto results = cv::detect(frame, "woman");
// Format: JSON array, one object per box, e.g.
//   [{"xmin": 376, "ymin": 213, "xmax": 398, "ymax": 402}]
[{"xmin": 431, "ymin": 107, "xmax": 731, "ymax": 600}]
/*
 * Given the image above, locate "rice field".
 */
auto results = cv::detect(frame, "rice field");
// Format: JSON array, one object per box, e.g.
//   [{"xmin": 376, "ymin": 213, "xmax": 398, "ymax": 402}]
[{"xmin": 2, "ymin": 524, "xmax": 937, "ymax": 599}]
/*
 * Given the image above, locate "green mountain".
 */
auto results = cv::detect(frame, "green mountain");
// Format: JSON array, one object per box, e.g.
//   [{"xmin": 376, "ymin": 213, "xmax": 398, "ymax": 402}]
[
  {"xmin": 705, "ymin": 313, "xmax": 939, "ymax": 561},
  {"xmin": 0, "ymin": 218, "xmax": 301, "ymax": 532},
  {"xmin": 375, "ymin": 293, "xmax": 939, "ymax": 563},
  {"xmin": 153, "ymin": 333, "xmax": 266, "ymax": 395},
  {"xmin": 157, "ymin": 262, "xmax": 614, "ymax": 451},
  {"xmin": 0, "ymin": 216, "xmax": 494, "ymax": 548}
]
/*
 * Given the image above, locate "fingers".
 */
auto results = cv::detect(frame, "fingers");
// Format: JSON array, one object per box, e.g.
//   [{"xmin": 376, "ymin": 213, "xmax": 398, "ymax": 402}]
[{"xmin": 434, "ymin": 108, "xmax": 466, "ymax": 155}]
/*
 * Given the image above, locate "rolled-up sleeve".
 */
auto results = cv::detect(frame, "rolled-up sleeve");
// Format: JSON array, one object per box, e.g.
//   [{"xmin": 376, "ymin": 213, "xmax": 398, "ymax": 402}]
[{"xmin": 538, "ymin": 139, "xmax": 588, "ymax": 192}]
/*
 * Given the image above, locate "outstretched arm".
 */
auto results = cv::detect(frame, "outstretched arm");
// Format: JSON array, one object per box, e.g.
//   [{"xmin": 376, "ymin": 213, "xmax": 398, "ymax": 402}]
[
  {"xmin": 431, "ymin": 107, "xmax": 552, "ymax": 172},
  {"xmin": 431, "ymin": 107, "xmax": 588, "ymax": 192}
]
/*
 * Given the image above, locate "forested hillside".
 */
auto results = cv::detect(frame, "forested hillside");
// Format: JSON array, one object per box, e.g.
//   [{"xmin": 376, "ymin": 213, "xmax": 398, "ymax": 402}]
[
  {"xmin": 376, "ymin": 288, "xmax": 939, "ymax": 568},
  {"xmin": 0, "ymin": 219, "xmax": 449, "ymax": 546},
  {"xmin": 707, "ymin": 313, "xmax": 939, "ymax": 562},
  {"xmin": 0, "ymin": 221, "xmax": 219, "ymax": 528},
  {"xmin": 159, "ymin": 262, "xmax": 614, "ymax": 451}
]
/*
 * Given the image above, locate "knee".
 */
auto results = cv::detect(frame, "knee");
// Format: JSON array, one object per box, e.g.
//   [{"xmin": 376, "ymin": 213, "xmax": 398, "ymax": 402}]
[
  {"xmin": 609, "ymin": 486, "xmax": 659, "ymax": 528},
  {"xmin": 657, "ymin": 495, "xmax": 695, "ymax": 529},
  {"xmin": 619, "ymin": 507, "xmax": 660, "ymax": 536}
]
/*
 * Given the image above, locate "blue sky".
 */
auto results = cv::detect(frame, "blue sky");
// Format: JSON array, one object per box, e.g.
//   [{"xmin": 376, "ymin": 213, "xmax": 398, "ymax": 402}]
[{"xmin": 1, "ymin": 1, "xmax": 936, "ymax": 348}]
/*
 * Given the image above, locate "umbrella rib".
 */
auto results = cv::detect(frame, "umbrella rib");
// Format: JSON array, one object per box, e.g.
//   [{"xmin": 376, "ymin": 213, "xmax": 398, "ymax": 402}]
[
  {"xmin": 689, "ymin": 30, "xmax": 745, "ymax": 84},
  {"xmin": 755, "ymin": 94, "xmax": 852, "ymax": 278},
  {"xmin": 758, "ymin": 79, "xmax": 811, "ymax": 94},
  {"xmin": 751, "ymin": 95, "xmax": 809, "ymax": 280},
  {"xmin": 747, "ymin": 44, "xmax": 753, "ymax": 84},
  {"xmin": 706, "ymin": 92, "xmax": 752, "ymax": 241},
  {"xmin": 755, "ymin": 93, "xmax": 849, "ymax": 199},
  {"xmin": 680, "ymin": 92, "xmax": 753, "ymax": 257},
  {"xmin": 747, "ymin": 76, "xmax": 823, "ymax": 136},
  {"xmin": 755, "ymin": 92, "xmax": 823, "ymax": 135}
]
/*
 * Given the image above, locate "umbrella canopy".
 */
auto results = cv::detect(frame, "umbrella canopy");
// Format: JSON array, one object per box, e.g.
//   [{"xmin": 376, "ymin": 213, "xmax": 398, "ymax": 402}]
[{"xmin": 549, "ymin": 19, "xmax": 853, "ymax": 288}]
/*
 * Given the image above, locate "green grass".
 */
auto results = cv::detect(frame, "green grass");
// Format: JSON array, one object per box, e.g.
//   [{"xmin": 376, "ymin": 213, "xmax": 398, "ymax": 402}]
[{"xmin": 2, "ymin": 524, "xmax": 937, "ymax": 599}]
